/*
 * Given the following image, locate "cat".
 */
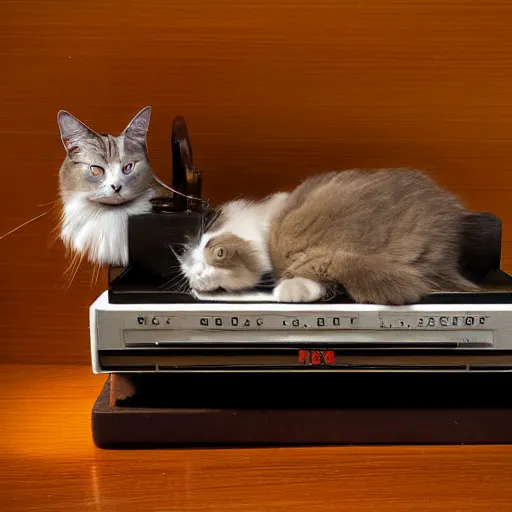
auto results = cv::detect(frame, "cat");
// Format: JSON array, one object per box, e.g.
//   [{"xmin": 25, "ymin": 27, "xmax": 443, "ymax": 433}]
[
  {"xmin": 179, "ymin": 168, "xmax": 478, "ymax": 305},
  {"xmin": 57, "ymin": 106, "xmax": 168, "ymax": 268}
]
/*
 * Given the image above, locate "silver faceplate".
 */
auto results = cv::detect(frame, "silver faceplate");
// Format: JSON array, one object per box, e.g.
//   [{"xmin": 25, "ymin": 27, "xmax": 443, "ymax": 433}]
[{"xmin": 89, "ymin": 291, "xmax": 512, "ymax": 373}]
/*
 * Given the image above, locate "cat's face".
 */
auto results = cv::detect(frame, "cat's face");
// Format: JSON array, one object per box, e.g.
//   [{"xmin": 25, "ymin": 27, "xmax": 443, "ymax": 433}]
[
  {"xmin": 57, "ymin": 107, "xmax": 154, "ymax": 206},
  {"xmin": 180, "ymin": 232, "xmax": 262, "ymax": 292}
]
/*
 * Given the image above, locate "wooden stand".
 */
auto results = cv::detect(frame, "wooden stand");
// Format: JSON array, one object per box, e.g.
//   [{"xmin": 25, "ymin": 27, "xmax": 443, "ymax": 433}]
[{"xmin": 92, "ymin": 372, "xmax": 512, "ymax": 448}]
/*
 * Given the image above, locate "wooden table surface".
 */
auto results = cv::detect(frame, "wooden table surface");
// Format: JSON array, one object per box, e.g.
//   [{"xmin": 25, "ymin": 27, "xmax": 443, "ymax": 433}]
[{"xmin": 0, "ymin": 365, "xmax": 511, "ymax": 511}]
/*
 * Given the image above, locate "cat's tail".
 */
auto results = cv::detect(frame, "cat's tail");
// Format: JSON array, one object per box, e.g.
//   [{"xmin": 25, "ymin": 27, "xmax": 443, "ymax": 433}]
[{"xmin": 328, "ymin": 252, "xmax": 476, "ymax": 305}]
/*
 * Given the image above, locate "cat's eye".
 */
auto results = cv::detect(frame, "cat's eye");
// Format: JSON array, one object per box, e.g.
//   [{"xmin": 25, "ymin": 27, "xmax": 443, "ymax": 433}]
[
  {"xmin": 122, "ymin": 162, "xmax": 134, "ymax": 174},
  {"xmin": 90, "ymin": 165, "xmax": 105, "ymax": 176},
  {"xmin": 216, "ymin": 247, "xmax": 225, "ymax": 259}
]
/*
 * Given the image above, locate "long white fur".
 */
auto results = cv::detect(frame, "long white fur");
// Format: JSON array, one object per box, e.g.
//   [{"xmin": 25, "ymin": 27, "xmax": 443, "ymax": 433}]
[{"xmin": 61, "ymin": 189, "xmax": 155, "ymax": 267}]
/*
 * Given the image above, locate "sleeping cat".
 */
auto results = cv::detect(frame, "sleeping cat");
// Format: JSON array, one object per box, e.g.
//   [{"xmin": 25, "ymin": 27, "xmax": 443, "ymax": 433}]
[
  {"xmin": 179, "ymin": 168, "xmax": 478, "ymax": 305},
  {"xmin": 57, "ymin": 106, "xmax": 167, "ymax": 267}
]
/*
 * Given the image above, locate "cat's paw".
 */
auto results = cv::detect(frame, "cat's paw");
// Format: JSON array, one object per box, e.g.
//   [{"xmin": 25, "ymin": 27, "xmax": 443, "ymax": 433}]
[{"xmin": 273, "ymin": 278, "xmax": 326, "ymax": 303}]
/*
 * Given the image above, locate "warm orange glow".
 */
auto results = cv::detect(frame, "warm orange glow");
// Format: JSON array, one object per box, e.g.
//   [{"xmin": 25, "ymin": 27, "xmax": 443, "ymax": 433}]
[
  {"xmin": 1, "ymin": 365, "xmax": 512, "ymax": 510},
  {"xmin": 0, "ymin": 365, "xmax": 101, "ymax": 458}
]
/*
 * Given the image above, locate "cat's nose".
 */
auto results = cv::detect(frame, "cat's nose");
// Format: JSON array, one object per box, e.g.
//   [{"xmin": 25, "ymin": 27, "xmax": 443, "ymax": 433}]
[{"xmin": 111, "ymin": 184, "xmax": 122, "ymax": 193}]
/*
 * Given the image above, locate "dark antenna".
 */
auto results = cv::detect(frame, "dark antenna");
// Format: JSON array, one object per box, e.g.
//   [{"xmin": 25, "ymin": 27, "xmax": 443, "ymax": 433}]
[{"xmin": 151, "ymin": 116, "xmax": 203, "ymax": 213}]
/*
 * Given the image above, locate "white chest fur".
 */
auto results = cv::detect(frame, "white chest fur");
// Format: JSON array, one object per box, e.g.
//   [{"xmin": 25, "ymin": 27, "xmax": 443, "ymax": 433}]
[{"xmin": 60, "ymin": 190, "xmax": 155, "ymax": 266}]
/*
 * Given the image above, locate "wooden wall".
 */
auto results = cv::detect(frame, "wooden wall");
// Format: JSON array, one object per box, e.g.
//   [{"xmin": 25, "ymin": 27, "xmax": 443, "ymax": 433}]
[{"xmin": 2, "ymin": 0, "xmax": 512, "ymax": 364}]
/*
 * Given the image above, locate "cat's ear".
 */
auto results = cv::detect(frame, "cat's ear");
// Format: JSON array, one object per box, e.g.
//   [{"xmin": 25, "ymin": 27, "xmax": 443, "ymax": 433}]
[
  {"xmin": 122, "ymin": 106, "xmax": 152, "ymax": 145},
  {"xmin": 57, "ymin": 110, "xmax": 99, "ymax": 154}
]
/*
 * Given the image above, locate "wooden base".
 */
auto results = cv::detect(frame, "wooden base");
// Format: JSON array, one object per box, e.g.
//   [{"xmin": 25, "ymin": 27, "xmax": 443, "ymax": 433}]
[{"xmin": 92, "ymin": 372, "xmax": 512, "ymax": 448}]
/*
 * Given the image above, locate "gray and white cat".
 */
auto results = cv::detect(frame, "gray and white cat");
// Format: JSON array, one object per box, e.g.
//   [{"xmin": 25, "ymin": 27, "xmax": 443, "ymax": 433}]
[
  {"xmin": 179, "ymin": 168, "xmax": 478, "ymax": 305},
  {"xmin": 57, "ymin": 107, "xmax": 167, "ymax": 267}
]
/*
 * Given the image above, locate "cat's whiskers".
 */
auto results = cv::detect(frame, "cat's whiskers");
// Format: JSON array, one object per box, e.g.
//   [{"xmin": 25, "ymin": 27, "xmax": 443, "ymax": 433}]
[
  {"xmin": 159, "ymin": 270, "xmax": 188, "ymax": 290},
  {"xmin": 90, "ymin": 264, "xmax": 104, "ymax": 289},
  {"xmin": 0, "ymin": 202, "xmax": 59, "ymax": 242},
  {"xmin": 175, "ymin": 279, "xmax": 191, "ymax": 294},
  {"xmin": 182, "ymin": 283, "xmax": 193, "ymax": 296},
  {"xmin": 168, "ymin": 243, "xmax": 190, "ymax": 264},
  {"xmin": 159, "ymin": 267, "xmax": 184, "ymax": 283},
  {"xmin": 162, "ymin": 264, "xmax": 183, "ymax": 273},
  {"xmin": 161, "ymin": 276, "xmax": 188, "ymax": 291},
  {"xmin": 38, "ymin": 199, "xmax": 60, "ymax": 208},
  {"xmin": 90, "ymin": 265, "xmax": 98, "ymax": 290},
  {"xmin": 62, "ymin": 249, "xmax": 85, "ymax": 292},
  {"xmin": 48, "ymin": 200, "xmax": 66, "ymax": 249},
  {"xmin": 170, "ymin": 274, "xmax": 188, "ymax": 289},
  {"xmin": 170, "ymin": 242, "xmax": 191, "ymax": 251}
]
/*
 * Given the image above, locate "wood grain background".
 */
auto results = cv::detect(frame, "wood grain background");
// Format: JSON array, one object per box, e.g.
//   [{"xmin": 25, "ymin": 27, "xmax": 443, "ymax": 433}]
[{"xmin": 1, "ymin": 0, "xmax": 512, "ymax": 364}]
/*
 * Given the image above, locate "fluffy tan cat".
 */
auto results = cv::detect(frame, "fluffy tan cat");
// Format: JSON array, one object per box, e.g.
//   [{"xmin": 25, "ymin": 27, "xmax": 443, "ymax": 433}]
[{"xmin": 179, "ymin": 168, "xmax": 478, "ymax": 305}]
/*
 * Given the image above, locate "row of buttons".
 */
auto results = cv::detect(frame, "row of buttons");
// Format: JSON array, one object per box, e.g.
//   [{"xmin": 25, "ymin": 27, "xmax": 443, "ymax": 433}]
[
  {"xmin": 417, "ymin": 316, "xmax": 486, "ymax": 327},
  {"xmin": 135, "ymin": 314, "xmax": 486, "ymax": 329},
  {"xmin": 137, "ymin": 316, "xmax": 172, "ymax": 326},
  {"xmin": 134, "ymin": 315, "xmax": 357, "ymax": 329},
  {"xmin": 381, "ymin": 315, "xmax": 488, "ymax": 329},
  {"xmin": 197, "ymin": 316, "xmax": 356, "ymax": 328},
  {"xmin": 135, "ymin": 316, "xmax": 266, "ymax": 328},
  {"xmin": 199, "ymin": 317, "xmax": 264, "ymax": 327}
]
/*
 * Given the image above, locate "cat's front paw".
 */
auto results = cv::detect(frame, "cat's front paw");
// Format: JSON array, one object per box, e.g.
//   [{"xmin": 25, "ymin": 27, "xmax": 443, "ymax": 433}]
[{"xmin": 273, "ymin": 278, "xmax": 326, "ymax": 303}]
